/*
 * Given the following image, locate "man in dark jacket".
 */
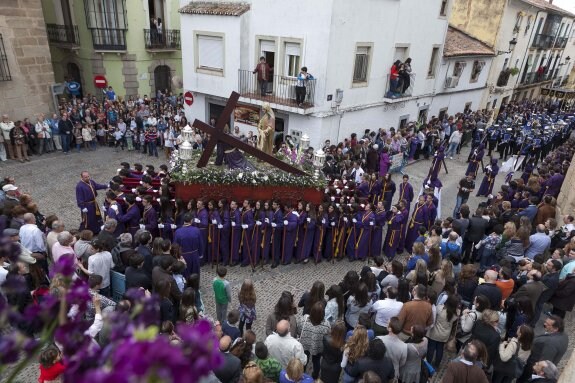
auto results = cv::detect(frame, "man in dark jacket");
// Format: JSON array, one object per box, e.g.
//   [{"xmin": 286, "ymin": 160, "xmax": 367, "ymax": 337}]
[
  {"xmin": 213, "ymin": 336, "xmax": 241, "ymax": 383},
  {"xmin": 550, "ymin": 272, "xmax": 575, "ymax": 318},
  {"xmin": 532, "ymin": 260, "xmax": 561, "ymax": 324},
  {"xmin": 347, "ymin": 338, "xmax": 395, "ymax": 383},
  {"xmin": 473, "ymin": 269, "xmax": 502, "ymax": 310},
  {"xmin": 58, "ymin": 112, "xmax": 74, "ymax": 154},
  {"xmin": 462, "ymin": 207, "xmax": 487, "ymax": 263},
  {"xmin": 528, "ymin": 360, "xmax": 559, "ymax": 383}
]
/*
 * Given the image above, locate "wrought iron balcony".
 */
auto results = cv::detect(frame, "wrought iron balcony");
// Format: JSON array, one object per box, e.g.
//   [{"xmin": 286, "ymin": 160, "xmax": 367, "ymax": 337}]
[
  {"xmin": 521, "ymin": 71, "xmax": 553, "ymax": 85},
  {"xmin": 46, "ymin": 24, "xmax": 80, "ymax": 47},
  {"xmin": 554, "ymin": 37, "xmax": 568, "ymax": 49},
  {"xmin": 237, "ymin": 69, "xmax": 317, "ymax": 109},
  {"xmin": 384, "ymin": 73, "xmax": 415, "ymax": 99},
  {"xmin": 144, "ymin": 29, "xmax": 180, "ymax": 50},
  {"xmin": 532, "ymin": 33, "xmax": 555, "ymax": 49},
  {"xmin": 90, "ymin": 28, "xmax": 126, "ymax": 51}
]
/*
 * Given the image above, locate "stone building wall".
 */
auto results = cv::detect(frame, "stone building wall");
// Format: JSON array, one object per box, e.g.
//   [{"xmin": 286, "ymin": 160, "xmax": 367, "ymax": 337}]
[
  {"xmin": 0, "ymin": 0, "xmax": 55, "ymax": 120},
  {"xmin": 556, "ymin": 151, "xmax": 575, "ymax": 220}
]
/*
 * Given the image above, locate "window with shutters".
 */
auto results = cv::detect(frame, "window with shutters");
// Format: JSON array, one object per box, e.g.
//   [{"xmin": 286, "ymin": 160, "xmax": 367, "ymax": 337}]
[
  {"xmin": 0, "ymin": 34, "xmax": 11, "ymax": 81},
  {"xmin": 470, "ymin": 60, "xmax": 485, "ymax": 83},
  {"xmin": 284, "ymin": 42, "xmax": 301, "ymax": 77},
  {"xmin": 195, "ymin": 33, "xmax": 224, "ymax": 75},
  {"xmin": 428, "ymin": 47, "xmax": 440, "ymax": 77},
  {"xmin": 353, "ymin": 44, "xmax": 372, "ymax": 85}
]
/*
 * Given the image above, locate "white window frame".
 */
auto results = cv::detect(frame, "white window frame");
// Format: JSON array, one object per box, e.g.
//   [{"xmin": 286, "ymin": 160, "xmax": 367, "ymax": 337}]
[
  {"xmin": 284, "ymin": 42, "xmax": 301, "ymax": 78},
  {"xmin": 428, "ymin": 46, "xmax": 441, "ymax": 78},
  {"xmin": 470, "ymin": 60, "xmax": 485, "ymax": 83},
  {"xmin": 453, "ymin": 61, "xmax": 466, "ymax": 77},
  {"xmin": 194, "ymin": 31, "xmax": 225, "ymax": 76},
  {"xmin": 352, "ymin": 42, "xmax": 373, "ymax": 87}
]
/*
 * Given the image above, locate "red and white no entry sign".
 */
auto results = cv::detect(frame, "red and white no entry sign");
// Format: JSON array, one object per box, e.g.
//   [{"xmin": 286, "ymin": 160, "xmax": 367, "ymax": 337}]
[
  {"xmin": 93, "ymin": 75, "xmax": 108, "ymax": 89},
  {"xmin": 184, "ymin": 91, "xmax": 194, "ymax": 106}
]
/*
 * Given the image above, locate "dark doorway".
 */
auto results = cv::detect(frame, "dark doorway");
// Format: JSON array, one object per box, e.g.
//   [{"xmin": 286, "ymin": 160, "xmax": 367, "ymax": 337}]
[
  {"xmin": 154, "ymin": 65, "xmax": 171, "ymax": 95},
  {"xmin": 263, "ymin": 51, "xmax": 275, "ymax": 94},
  {"xmin": 66, "ymin": 62, "xmax": 82, "ymax": 97}
]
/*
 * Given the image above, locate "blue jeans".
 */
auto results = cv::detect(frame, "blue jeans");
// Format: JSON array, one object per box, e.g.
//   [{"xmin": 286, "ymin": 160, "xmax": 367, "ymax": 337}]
[
  {"xmin": 479, "ymin": 247, "xmax": 496, "ymax": 268},
  {"xmin": 452, "ymin": 195, "xmax": 467, "ymax": 218},
  {"xmin": 446, "ymin": 141, "xmax": 458, "ymax": 158},
  {"xmin": 61, "ymin": 134, "xmax": 71, "ymax": 153},
  {"xmin": 148, "ymin": 141, "xmax": 158, "ymax": 157},
  {"xmin": 427, "ymin": 338, "xmax": 445, "ymax": 368}
]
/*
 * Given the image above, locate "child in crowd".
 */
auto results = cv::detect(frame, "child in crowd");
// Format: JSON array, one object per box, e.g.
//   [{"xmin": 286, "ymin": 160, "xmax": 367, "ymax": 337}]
[
  {"xmin": 238, "ymin": 279, "xmax": 257, "ymax": 336},
  {"xmin": 172, "ymin": 261, "xmax": 186, "ymax": 292},
  {"xmin": 125, "ymin": 128, "xmax": 134, "ymax": 151},
  {"xmin": 113, "ymin": 127, "xmax": 124, "ymax": 151},
  {"xmin": 38, "ymin": 345, "xmax": 65, "ymax": 383},
  {"xmin": 212, "ymin": 266, "xmax": 231, "ymax": 323},
  {"xmin": 254, "ymin": 342, "xmax": 282, "ymax": 383},
  {"xmin": 222, "ymin": 309, "xmax": 241, "ymax": 341}
]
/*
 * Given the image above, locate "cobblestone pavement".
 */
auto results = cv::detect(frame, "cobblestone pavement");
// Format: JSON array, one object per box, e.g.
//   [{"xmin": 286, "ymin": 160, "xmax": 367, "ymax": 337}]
[{"xmin": 1, "ymin": 146, "xmax": 573, "ymax": 382}]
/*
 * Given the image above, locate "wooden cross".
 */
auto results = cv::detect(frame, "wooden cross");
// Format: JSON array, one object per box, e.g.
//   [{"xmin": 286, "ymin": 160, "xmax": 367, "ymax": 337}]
[{"xmin": 192, "ymin": 91, "xmax": 308, "ymax": 176}]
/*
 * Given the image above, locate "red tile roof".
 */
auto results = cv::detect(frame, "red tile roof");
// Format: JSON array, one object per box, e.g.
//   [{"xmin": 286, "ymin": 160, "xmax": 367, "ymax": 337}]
[
  {"xmin": 444, "ymin": 26, "xmax": 495, "ymax": 57},
  {"xmin": 179, "ymin": 1, "xmax": 250, "ymax": 16}
]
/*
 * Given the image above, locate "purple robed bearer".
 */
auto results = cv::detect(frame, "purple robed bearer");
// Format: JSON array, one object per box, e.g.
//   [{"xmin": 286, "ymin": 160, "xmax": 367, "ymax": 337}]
[
  {"xmin": 380, "ymin": 174, "xmax": 396, "ymax": 212},
  {"xmin": 207, "ymin": 204, "xmax": 222, "ymax": 264},
  {"xmin": 543, "ymin": 171, "xmax": 565, "ymax": 198},
  {"xmin": 353, "ymin": 206, "xmax": 375, "ymax": 261},
  {"xmin": 229, "ymin": 202, "xmax": 242, "ymax": 266},
  {"xmin": 218, "ymin": 201, "xmax": 231, "ymax": 265},
  {"xmin": 281, "ymin": 207, "xmax": 298, "ymax": 264},
  {"xmin": 466, "ymin": 143, "xmax": 485, "ymax": 178},
  {"xmin": 397, "ymin": 176, "xmax": 414, "ymax": 212},
  {"xmin": 295, "ymin": 205, "xmax": 310, "ymax": 262},
  {"xmin": 369, "ymin": 175, "xmax": 382, "ymax": 205},
  {"xmin": 76, "ymin": 171, "xmax": 107, "ymax": 234},
  {"xmin": 476, "ymin": 158, "xmax": 500, "ymax": 197},
  {"xmin": 194, "ymin": 204, "xmax": 209, "ymax": 263},
  {"xmin": 425, "ymin": 196, "xmax": 437, "ymax": 230},
  {"xmin": 370, "ymin": 203, "xmax": 387, "ymax": 258},
  {"xmin": 174, "ymin": 216, "xmax": 204, "ymax": 277},
  {"xmin": 270, "ymin": 203, "xmax": 284, "ymax": 267},
  {"xmin": 313, "ymin": 210, "xmax": 328, "ymax": 262},
  {"xmin": 240, "ymin": 202, "xmax": 255, "ymax": 267},
  {"xmin": 404, "ymin": 197, "xmax": 428, "ymax": 254},
  {"xmin": 397, "ymin": 204, "xmax": 409, "ymax": 254},
  {"xmin": 116, "ymin": 196, "xmax": 141, "ymax": 237},
  {"xmin": 383, "ymin": 207, "xmax": 403, "ymax": 260},
  {"xmin": 323, "ymin": 207, "xmax": 338, "ymax": 260}
]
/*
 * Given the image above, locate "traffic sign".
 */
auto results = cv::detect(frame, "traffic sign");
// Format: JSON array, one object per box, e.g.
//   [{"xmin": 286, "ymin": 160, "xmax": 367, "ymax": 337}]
[
  {"xmin": 184, "ymin": 91, "xmax": 194, "ymax": 106},
  {"xmin": 94, "ymin": 75, "xmax": 108, "ymax": 89}
]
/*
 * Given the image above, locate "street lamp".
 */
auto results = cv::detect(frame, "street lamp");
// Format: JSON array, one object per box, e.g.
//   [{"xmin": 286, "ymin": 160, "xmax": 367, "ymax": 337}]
[
  {"xmin": 300, "ymin": 134, "xmax": 310, "ymax": 151},
  {"xmin": 313, "ymin": 149, "xmax": 326, "ymax": 180},
  {"xmin": 182, "ymin": 125, "xmax": 194, "ymax": 142},
  {"xmin": 179, "ymin": 140, "xmax": 193, "ymax": 160},
  {"xmin": 497, "ymin": 37, "xmax": 517, "ymax": 55}
]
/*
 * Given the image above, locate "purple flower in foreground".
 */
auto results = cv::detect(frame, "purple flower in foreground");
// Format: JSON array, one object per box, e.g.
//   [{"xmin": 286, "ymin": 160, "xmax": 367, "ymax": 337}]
[
  {"xmin": 0, "ymin": 332, "xmax": 21, "ymax": 364},
  {"xmin": 49, "ymin": 254, "xmax": 76, "ymax": 278},
  {"xmin": 22, "ymin": 294, "xmax": 59, "ymax": 333},
  {"xmin": 65, "ymin": 278, "xmax": 91, "ymax": 316},
  {"xmin": 55, "ymin": 320, "xmax": 92, "ymax": 357}
]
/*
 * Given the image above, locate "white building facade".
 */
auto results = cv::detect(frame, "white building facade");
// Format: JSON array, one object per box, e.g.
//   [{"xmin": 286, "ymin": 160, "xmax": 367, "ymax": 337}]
[
  {"xmin": 179, "ymin": 0, "xmax": 498, "ymax": 147},
  {"xmin": 486, "ymin": 0, "xmax": 575, "ymax": 110}
]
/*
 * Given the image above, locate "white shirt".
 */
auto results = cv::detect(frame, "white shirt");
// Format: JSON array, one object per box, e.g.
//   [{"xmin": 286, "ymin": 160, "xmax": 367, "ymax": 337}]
[
  {"xmin": 88, "ymin": 251, "xmax": 115, "ymax": 288},
  {"xmin": 353, "ymin": 167, "xmax": 364, "ymax": 183},
  {"xmin": 372, "ymin": 298, "xmax": 403, "ymax": 327},
  {"xmin": 0, "ymin": 262, "xmax": 8, "ymax": 286},
  {"xmin": 19, "ymin": 223, "xmax": 46, "ymax": 253},
  {"xmin": 264, "ymin": 332, "xmax": 307, "ymax": 368}
]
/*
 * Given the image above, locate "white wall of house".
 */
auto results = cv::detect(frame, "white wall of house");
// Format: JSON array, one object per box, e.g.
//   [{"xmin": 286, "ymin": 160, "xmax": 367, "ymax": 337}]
[{"xmin": 178, "ymin": 0, "xmax": 463, "ymax": 147}]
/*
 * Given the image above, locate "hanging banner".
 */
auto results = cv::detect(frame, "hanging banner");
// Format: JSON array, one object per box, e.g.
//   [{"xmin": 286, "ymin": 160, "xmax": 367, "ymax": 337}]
[{"xmin": 389, "ymin": 153, "xmax": 404, "ymax": 173}]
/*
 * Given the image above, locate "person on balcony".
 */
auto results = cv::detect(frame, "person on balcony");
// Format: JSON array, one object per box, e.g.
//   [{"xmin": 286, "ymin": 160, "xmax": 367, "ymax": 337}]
[
  {"xmin": 399, "ymin": 58, "xmax": 412, "ymax": 94},
  {"xmin": 388, "ymin": 60, "xmax": 401, "ymax": 97},
  {"xmin": 253, "ymin": 57, "xmax": 273, "ymax": 97},
  {"xmin": 296, "ymin": 67, "xmax": 314, "ymax": 107}
]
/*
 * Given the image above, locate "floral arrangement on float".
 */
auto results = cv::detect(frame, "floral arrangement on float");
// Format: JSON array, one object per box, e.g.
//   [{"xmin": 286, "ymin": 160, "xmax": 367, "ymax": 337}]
[{"xmin": 169, "ymin": 133, "xmax": 328, "ymax": 190}]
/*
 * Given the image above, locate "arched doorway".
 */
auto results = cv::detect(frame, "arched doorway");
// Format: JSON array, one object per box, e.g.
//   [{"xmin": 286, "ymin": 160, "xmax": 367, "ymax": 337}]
[{"xmin": 154, "ymin": 65, "xmax": 171, "ymax": 96}]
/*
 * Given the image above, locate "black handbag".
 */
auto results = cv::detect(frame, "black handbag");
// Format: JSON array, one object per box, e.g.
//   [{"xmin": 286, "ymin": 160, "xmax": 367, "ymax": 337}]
[{"xmin": 492, "ymin": 341, "xmax": 525, "ymax": 378}]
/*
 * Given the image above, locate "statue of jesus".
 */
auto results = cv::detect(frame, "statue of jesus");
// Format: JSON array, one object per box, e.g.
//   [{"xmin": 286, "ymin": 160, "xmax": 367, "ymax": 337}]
[{"xmin": 257, "ymin": 103, "xmax": 275, "ymax": 155}]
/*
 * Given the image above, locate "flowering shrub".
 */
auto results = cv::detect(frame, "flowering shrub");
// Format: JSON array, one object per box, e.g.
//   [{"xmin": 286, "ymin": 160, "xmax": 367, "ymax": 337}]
[{"xmin": 0, "ymin": 223, "xmax": 221, "ymax": 383}]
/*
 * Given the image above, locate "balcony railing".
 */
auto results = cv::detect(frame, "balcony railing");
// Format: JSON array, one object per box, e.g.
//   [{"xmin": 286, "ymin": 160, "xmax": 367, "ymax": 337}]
[
  {"xmin": 554, "ymin": 37, "xmax": 568, "ymax": 49},
  {"xmin": 46, "ymin": 24, "xmax": 79, "ymax": 46},
  {"xmin": 90, "ymin": 28, "xmax": 126, "ymax": 50},
  {"xmin": 521, "ymin": 71, "xmax": 554, "ymax": 85},
  {"xmin": 384, "ymin": 73, "xmax": 414, "ymax": 99},
  {"xmin": 237, "ymin": 69, "xmax": 316, "ymax": 109},
  {"xmin": 532, "ymin": 33, "xmax": 555, "ymax": 49},
  {"xmin": 144, "ymin": 29, "xmax": 180, "ymax": 50},
  {"xmin": 496, "ymin": 70, "xmax": 511, "ymax": 87}
]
